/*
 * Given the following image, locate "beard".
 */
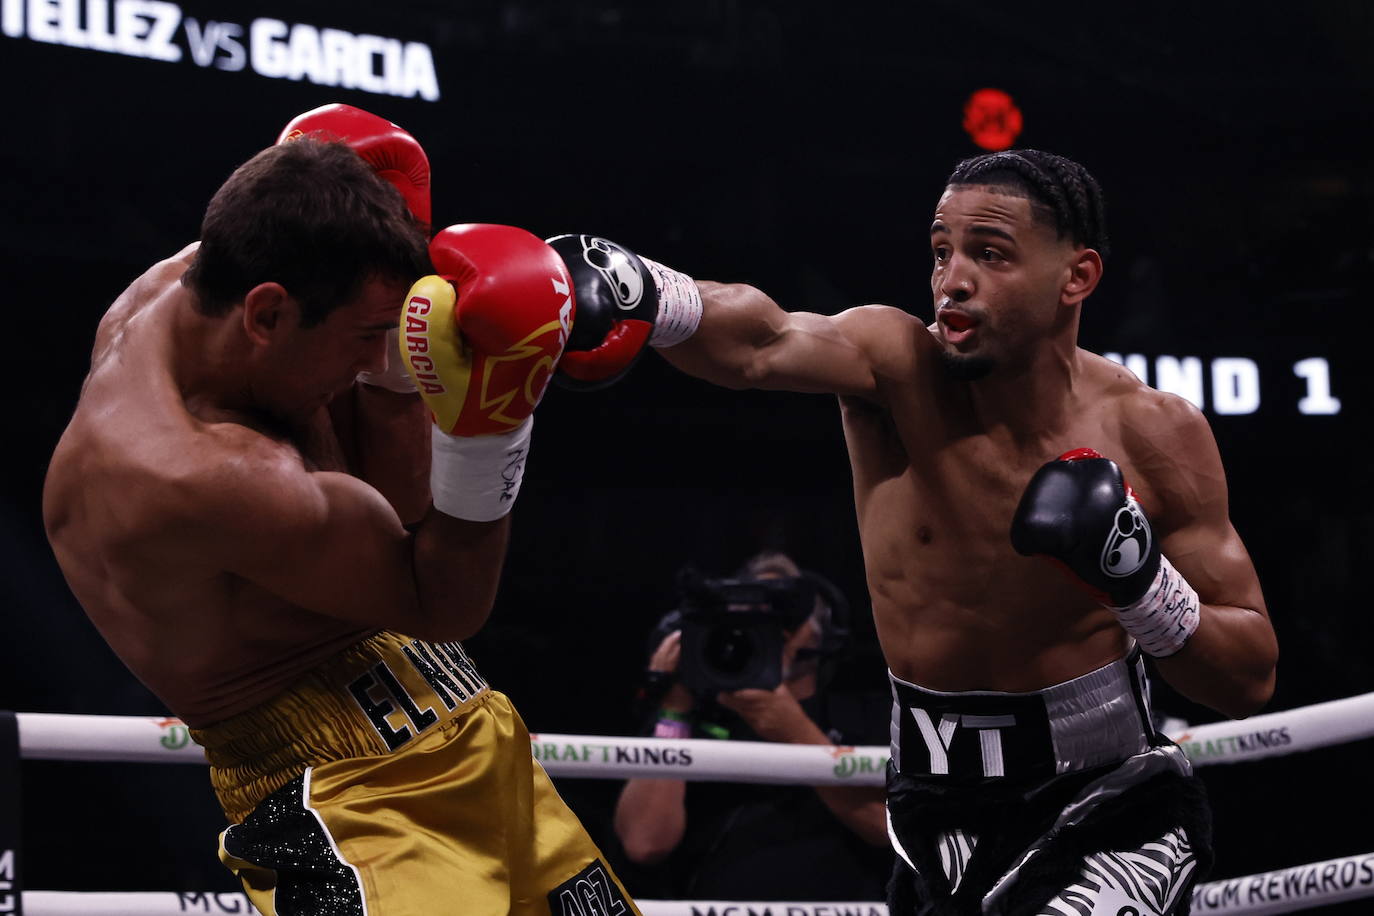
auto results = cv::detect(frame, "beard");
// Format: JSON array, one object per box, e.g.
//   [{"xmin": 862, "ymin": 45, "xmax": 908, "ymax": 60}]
[{"xmin": 938, "ymin": 349, "xmax": 995, "ymax": 381}]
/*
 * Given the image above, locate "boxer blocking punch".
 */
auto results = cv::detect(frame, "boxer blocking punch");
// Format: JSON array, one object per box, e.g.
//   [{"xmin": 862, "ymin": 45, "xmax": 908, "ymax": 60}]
[
  {"xmin": 401, "ymin": 224, "xmax": 573, "ymax": 520},
  {"xmin": 278, "ymin": 102, "xmax": 433, "ymax": 402},
  {"xmin": 569, "ymin": 150, "xmax": 1276, "ymax": 913},
  {"xmin": 42, "ymin": 111, "xmax": 640, "ymax": 914},
  {"xmin": 278, "ymin": 101, "xmax": 433, "ymax": 234}
]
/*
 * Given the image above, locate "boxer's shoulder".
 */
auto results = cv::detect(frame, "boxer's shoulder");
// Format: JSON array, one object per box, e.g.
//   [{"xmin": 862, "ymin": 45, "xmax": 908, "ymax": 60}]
[
  {"xmin": 82, "ymin": 416, "xmax": 316, "ymax": 552},
  {"xmin": 91, "ymin": 245, "xmax": 198, "ymax": 366},
  {"xmin": 1080, "ymin": 352, "xmax": 1205, "ymax": 438},
  {"xmin": 1111, "ymin": 379, "xmax": 1211, "ymax": 454},
  {"xmin": 839, "ymin": 303, "xmax": 926, "ymax": 372}
]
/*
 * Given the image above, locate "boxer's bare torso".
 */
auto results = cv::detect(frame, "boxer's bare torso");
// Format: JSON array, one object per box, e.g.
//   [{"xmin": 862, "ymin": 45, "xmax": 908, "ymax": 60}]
[
  {"xmin": 670, "ymin": 187, "xmax": 1265, "ymax": 705},
  {"xmin": 43, "ymin": 246, "xmax": 378, "ymax": 726},
  {"xmin": 839, "ymin": 311, "xmax": 1179, "ymax": 691}
]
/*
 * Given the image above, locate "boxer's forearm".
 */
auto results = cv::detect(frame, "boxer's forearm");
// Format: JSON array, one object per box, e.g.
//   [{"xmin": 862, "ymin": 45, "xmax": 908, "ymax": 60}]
[
  {"xmin": 353, "ymin": 384, "xmax": 431, "ymax": 526},
  {"xmin": 654, "ymin": 281, "xmax": 786, "ymax": 390},
  {"xmin": 1153, "ymin": 602, "xmax": 1277, "ymax": 719},
  {"xmin": 410, "ymin": 509, "xmax": 510, "ymax": 641},
  {"xmin": 657, "ymin": 281, "xmax": 880, "ymax": 397}
]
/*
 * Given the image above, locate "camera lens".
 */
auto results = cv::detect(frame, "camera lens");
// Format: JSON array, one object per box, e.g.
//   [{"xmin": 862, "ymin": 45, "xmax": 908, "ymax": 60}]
[{"xmin": 703, "ymin": 625, "xmax": 756, "ymax": 675}]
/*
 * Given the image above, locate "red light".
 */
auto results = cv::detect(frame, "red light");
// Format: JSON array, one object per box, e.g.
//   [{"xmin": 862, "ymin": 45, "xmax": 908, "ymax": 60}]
[{"xmin": 963, "ymin": 88, "xmax": 1023, "ymax": 151}]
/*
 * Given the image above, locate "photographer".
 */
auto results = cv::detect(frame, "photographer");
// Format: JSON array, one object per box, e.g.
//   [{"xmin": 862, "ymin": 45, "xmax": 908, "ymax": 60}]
[{"xmin": 611, "ymin": 552, "xmax": 893, "ymax": 901}]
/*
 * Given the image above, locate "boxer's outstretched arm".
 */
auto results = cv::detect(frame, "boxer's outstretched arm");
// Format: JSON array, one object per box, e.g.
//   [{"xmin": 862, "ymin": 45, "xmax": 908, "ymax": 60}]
[
  {"xmin": 1136, "ymin": 397, "xmax": 1277, "ymax": 718},
  {"xmin": 656, "ymin": 281, "xmax": 901, "ymax": 399}
]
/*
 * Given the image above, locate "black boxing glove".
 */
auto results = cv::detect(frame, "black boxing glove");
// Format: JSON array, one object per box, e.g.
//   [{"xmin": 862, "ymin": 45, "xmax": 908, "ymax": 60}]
[
  {"xmin": 1011, "ymin": 448, "xmax": 1200, "ymax": 657},
  {"xmin": 545, "ymin": 234, "xmax": 702, "ymax": 390}
]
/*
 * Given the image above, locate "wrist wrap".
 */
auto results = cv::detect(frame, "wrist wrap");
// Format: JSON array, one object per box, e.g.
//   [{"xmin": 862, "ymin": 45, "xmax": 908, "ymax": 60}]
[
  {"xmin": 1112, "ymin": 555, "xmax": 1200, "ymax": 657},
  {"xmin": 430, "ymin": 417, "xmax": 533, "ymax": 521},
  {"xmin": 642, "ymin": 257, "xmax": 702, "ymax": 348}
]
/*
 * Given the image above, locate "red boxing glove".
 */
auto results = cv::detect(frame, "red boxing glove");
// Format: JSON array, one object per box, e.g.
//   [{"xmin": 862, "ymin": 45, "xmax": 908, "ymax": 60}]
[
  {"xmin": 402, "ymin": 224, "xmax": 575, "ymax": 437},
  {"xmin": 278, "ymin": 102, "xmax": 432, "ymax": 234}
]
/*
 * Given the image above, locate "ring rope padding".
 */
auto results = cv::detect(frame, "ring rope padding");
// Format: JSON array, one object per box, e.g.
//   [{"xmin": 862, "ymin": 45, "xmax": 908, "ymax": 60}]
[
  {"xmin": 10, "ymin": 693, "xmax": 1374, "ymax": 915},
  {"xmin": 13, "ymin": 690, "xmax": 1374, "ymax": 780},
  {"xmin": 19, "ymin": 851, "xmax": 1374, "ymax": 916}
]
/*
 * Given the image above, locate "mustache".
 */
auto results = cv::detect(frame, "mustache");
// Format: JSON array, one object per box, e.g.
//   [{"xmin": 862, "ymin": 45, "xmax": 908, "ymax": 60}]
[{"xmin": 936, "ymin": 300, "xmax": 982, "ymax": 319}]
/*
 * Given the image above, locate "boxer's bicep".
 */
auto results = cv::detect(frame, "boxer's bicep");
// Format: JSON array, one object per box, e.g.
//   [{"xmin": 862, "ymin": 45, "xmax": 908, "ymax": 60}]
[
  {"xmin": 1139, "ymin": 398, "xmax": 1265, "ymax": 615},
  {"xmin": 1161, "ymin": 513, "xmax": 1266, "ymax": 624},
  {"xmin": 210, "ymin": 465, "xmax": 423, "ymax": 629},
  {"xmin": 750, "ymin": 307, "xmax": 891, "ymax": 396},
  {"xmin": 1128, "ymin": 396, "xmax": 1276, "ymax": 715}
]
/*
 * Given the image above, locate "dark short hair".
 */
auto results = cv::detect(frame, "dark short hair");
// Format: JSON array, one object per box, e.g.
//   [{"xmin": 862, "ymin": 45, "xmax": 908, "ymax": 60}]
[
  {"xmin": 946, "ymin": 149, "xmax": 1110, "ymax": 259},
  {"xmin": 183, "ymin": 138, "xmax": 430, "ymax": 326}
]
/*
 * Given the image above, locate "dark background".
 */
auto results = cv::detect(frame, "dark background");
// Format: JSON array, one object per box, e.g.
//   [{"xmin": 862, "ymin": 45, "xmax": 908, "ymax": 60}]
[{"xmin": 2, "ymin": 0, "xmax": 1369, "ymax": 908}]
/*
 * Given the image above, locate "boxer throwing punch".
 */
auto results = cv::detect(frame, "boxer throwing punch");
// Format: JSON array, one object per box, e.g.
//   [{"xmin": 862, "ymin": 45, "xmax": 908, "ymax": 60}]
[
  {"xmin": 43, "ymin": 106, "xmax": 640, "ymax": 915},
  {"xmin": 551, "ymin": 150, "xmax": 1276, "ymax": 914}
]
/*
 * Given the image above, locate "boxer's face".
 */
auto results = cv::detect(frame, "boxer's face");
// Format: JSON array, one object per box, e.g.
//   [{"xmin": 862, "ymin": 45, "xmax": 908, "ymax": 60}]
[
  {"xmin": 256, "ymin": 275, "xmax": 407, "ymax": 417},
  {"xmin": 929, "ymin": 186, "xmax": 1078, "ymax": 380}
]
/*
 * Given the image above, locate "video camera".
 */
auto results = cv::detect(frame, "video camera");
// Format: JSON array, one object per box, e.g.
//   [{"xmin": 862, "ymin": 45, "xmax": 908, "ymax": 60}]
[{"xmin": 676, "ymin": 573, "xmax": 844, "ymax": 692}]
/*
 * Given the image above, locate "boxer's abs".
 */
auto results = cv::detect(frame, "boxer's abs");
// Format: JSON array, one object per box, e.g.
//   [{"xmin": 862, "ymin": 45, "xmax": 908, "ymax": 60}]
[{"xmin": 845, "ymin": 406, "xmax": 1132, "ymax": 693}]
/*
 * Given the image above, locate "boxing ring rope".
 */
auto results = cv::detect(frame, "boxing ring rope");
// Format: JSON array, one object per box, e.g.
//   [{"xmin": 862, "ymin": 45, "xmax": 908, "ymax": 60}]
[
  {"xmin": 17, "ymin": 689, "xmax": 1374, "ymax": 777},
  {"xmin": 10, "ymin": 690, "xmax": 1374, "ymax": 914}
]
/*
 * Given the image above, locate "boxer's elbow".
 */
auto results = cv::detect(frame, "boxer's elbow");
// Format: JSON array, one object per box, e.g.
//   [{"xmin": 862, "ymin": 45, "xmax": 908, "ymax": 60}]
[
  {"xmin": 1158, "ymin": 631, "xmax": 1277, "ymax": 720},
  {"xmin": 394, "ymin": 586, "xmax": 496, "ymax": 643},
  {"xmin": 1225, "ymin": 662, "xmax": 1277, "ymax": 720},
  {"xmin": 410, "ymin": 598, "xmax": 494, "ymax": 643},
  {"xmin": 1229, "ymin": 628, "xmax": 1279, "ymax": 718},
  {"xmin": 1199, "ymin": 653, "xmax": 1277, "ymax": 720}
]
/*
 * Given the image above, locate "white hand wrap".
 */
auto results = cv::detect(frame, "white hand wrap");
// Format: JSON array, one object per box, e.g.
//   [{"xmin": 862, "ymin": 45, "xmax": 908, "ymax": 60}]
[
  {"xmin": 430, "ymin": 417, "xmax": 533, "ymax": 522},
  {"xmin": 1112, "ymin": 556, "xmax": 1201, "ymax": 657},
  {"xmin": 356, "ymin": 328, "xmax": 418, "ymax": 394},
  {"xmin": 642, "ymin": 257, "xmax": 703, "ymax": 348}
]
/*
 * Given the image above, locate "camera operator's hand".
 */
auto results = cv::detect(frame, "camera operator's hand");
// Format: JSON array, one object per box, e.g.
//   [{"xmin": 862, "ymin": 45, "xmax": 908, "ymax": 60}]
[
  {"xmin": 649, "ymin": 629, "xmax": 695, "ymax": 715},
  {"xmin": 716, "ymin": 685, "xmax": 829, "ymax": 745}
]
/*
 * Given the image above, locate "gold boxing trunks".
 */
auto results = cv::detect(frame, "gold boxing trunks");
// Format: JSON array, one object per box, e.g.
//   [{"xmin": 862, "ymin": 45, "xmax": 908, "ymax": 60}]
[{"xmin": 190, "ymin": 631, "xmax": 640, "ymax": 916}]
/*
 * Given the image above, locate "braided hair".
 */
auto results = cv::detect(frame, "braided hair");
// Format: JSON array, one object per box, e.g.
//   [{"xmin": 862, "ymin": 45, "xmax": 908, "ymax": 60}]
[{"xmin": 946, "ymin": 149, "xmax": 1110, "ymax": 259}]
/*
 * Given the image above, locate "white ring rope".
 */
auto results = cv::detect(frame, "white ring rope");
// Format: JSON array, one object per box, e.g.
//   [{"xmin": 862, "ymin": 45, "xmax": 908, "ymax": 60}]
[
  {"xmin": 14, "ymin": 689, "xmax": 1374, "ymax": 783},
  {"xmin": 19, "ymin": 850, "xmax": 1374, "ymax": 916},
  {"xmin": 11, "ymin": 693, "xmax": 1374, "ymax": 914}
]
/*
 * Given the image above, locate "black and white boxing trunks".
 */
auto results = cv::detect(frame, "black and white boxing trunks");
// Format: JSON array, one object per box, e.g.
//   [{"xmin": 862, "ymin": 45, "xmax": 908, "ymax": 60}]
[{"xmin": 885, "ymin": 648, "xmax": 1212, "ymax": 915}]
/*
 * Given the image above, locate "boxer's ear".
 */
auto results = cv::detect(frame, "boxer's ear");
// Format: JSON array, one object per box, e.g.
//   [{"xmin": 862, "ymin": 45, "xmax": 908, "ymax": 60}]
[
  {"xmin": 1060, "ymin": 247, "xmax": 1102, "ymax": 308},
  {"xmin": 242, "ymin": 283, "xmax": 293, "ymax": 345}
]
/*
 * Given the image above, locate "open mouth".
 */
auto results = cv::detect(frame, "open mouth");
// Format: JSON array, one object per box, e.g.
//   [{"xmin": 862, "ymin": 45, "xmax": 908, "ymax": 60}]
[{"xmin": 938, "ymin": 310, "xmax": 979, "ymax": 345}]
